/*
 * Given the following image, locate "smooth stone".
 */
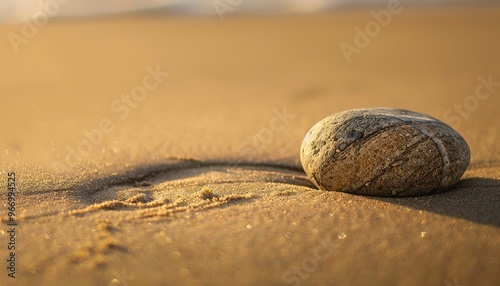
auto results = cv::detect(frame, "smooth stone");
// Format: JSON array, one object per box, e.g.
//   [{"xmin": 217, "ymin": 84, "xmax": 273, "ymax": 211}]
[{"xmin": 300, "ymin": 108, "xmax": 470, "ymax": 197}]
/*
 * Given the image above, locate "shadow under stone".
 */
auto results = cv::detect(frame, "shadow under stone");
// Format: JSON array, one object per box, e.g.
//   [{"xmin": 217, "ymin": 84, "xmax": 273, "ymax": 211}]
[{"xmin": 371, "ymin": 178, "xmax": 500, "ymax": 227}]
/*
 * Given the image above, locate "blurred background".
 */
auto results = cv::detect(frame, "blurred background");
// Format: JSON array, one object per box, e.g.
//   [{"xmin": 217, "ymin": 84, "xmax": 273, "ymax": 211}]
[
  {"xmin": 0, "ymin": 0, "xmax": 488, "ymax": 22},
  {"xmin": 0, "ymin": 0, "xmax": 499, "ymax": 178},
  {"xmin": 1, "ymin": 3, "xmax": 498, "ymax": 285}
]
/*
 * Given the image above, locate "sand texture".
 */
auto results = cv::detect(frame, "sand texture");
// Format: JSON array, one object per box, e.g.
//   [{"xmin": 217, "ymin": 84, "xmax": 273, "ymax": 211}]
[{"xmin": 0, "ymin": 4, "xmax": 499, "ymax": 286}]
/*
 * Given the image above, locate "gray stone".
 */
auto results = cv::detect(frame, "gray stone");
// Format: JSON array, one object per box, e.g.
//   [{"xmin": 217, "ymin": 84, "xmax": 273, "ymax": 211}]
[{"xmin": 300, "ymin": 108, "xmax": 470, "ymax": 196}]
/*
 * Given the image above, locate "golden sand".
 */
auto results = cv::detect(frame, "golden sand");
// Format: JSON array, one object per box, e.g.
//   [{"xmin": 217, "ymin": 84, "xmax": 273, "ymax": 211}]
[{"xmin": 0, "ymin": 4, "xmax": 499, "ymax": 286}]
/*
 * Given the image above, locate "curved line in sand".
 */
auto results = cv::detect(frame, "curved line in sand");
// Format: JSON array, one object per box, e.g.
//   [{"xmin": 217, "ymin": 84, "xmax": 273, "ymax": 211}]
[{"xmin": 24, "ymin": 159, "xmax": 315, "ymax": 196}]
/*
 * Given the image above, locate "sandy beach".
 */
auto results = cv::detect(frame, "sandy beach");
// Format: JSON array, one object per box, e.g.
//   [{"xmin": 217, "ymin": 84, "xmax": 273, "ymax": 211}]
[{"xmin": 0, "ymin": 3, "xmax": 499, "ymax": 286}]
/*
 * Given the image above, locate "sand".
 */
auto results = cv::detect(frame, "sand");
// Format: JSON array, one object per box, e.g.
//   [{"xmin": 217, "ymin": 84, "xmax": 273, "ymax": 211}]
[{"xmin": 0, "ymin": 4, "xmax": 499, "ymax": 286}]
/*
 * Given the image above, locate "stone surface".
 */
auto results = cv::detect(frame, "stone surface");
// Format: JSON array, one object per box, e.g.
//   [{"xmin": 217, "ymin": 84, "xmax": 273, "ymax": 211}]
[{"xmin": 300, "ymin": 108, "xmax": 471, "ymax": 196}]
